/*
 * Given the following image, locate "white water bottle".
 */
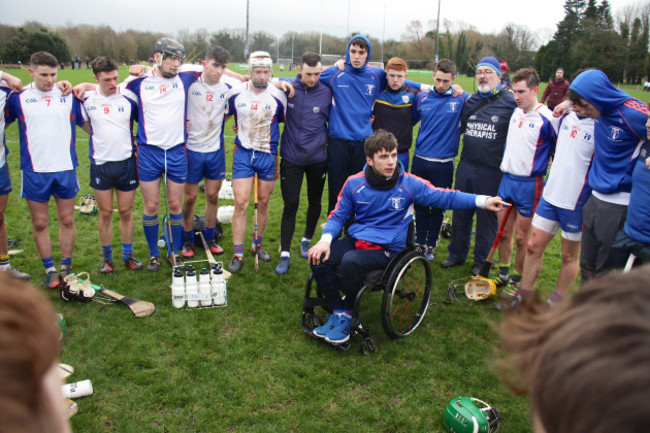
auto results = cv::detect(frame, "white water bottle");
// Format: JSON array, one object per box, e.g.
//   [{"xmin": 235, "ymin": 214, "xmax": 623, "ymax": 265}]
[
  {"xmin": 185, "ymin": 267, "xmax": 199, "ymax": 308},
  {"xmin": 198, "ymin": 268, "xmax": 212, "ymax": 307},
  {"xmin": 211, "ymin": 264, "xmax": 226, "ymax": 305},
  {"xmin": 171, "ymin": 269, "xmax": 185, "ymax": 309}
]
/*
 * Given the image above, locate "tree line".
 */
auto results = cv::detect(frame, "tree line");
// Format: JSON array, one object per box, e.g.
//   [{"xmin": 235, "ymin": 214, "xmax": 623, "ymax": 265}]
[{"xmin": 1, "ymin": 0, "xmax": 647, "ymax": 83}]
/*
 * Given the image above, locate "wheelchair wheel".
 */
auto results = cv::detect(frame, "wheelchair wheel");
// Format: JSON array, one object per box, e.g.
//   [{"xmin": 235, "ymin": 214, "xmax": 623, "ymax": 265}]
[{"xmin": 381, "ymin": 250, "xmax": 432, "ymax": 339}]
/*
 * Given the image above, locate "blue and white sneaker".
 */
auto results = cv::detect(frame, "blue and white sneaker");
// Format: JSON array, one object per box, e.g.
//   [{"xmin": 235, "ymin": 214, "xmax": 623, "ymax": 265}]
[
  {"xmin": 424, "ymin": 246, "xmax": 435, "ymax": 262},
  {"xmin": 300, "ymin": 240, "xmax": 311, "ymax": 259},
  {"xmin": 325, "ymin": 314, "xmax": 354, "ymax": 344},
  {"xmin": 275, "ymin": 256, "xmax": 290, "ymax": 275},
  {"xmin": 313, "ymin": 314, "xmax": 340, "ymax": 339}
]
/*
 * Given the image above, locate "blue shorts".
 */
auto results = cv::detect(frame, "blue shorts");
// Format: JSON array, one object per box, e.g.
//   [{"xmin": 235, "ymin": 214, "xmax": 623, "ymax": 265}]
[
  {"xmin": 21, "ymin": 169, "xmax": 79, "ymax": 202},
  {"xmin": 136, "ymin": 143, "xmax": 187, "ymax": 183},
  {"xmin": 497, "ymin": 173, "xmax": 543, "ymax": 218},
  {"xmin": 0, "ymin": 164, "xmax": 12, "ymax": 195},
  {"xmin": 532, "ymin": 196, "xmax": 583, "ymax": 241},
  {"xmin": 186, "ymin": 148, "xmax": 226, "ymax": 184},
  {"xmin": 232, "ymin": 146, "xmax": 277, "ymax": 181},
  {"xmin": 90, "ymin": 156, "xmax": 138, "ymax": 191}
]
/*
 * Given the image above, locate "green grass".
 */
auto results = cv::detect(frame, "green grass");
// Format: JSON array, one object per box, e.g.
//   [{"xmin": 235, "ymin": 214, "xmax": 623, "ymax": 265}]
[{"xmin": 2, "ymin": 64, "xmax": 619, "ymax": 432}]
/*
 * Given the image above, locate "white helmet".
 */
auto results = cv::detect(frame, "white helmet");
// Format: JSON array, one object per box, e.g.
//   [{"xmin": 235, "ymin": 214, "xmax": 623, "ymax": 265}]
[{"xmin": 248, "ymin": 51, "xmax": 272, "ymax": 73}]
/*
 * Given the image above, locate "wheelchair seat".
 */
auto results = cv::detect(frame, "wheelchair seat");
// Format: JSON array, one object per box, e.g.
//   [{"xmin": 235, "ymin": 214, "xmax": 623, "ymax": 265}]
[{"xmin": 302, "ymin": 224, "xmax": 432, "ymax": 354}]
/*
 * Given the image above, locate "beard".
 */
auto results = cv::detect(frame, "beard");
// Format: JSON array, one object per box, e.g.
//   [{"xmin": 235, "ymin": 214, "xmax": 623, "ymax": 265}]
[{"xmin": 478, "ymin": 83, "xmax": 492, "ymax": 93}]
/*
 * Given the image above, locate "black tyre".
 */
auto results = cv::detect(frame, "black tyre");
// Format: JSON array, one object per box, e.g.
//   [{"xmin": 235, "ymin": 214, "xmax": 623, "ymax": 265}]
[{"xmin": 381, "ymin": 250, "xmax": 432, "ymax": 338}]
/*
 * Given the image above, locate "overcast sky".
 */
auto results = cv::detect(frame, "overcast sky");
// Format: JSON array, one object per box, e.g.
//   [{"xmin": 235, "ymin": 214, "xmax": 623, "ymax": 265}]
[{"xmin": 2, "ymin": 0, "xmax": 639, "ymax": 46}]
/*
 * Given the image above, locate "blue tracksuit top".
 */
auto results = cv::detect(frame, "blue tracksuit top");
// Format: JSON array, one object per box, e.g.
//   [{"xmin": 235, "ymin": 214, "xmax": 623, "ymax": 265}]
[
  {"xmin": 324, "ymin": 164, "xmax": 479, "ymax": 251},
  {"xmin": 570, "ymin": 69, "xmax": 648, "ymax": 195},
  {"xmin": 279, "ymin": 75, "xmax": 332, "ymax": 165},
  {"xmin": 319, "ymin": 35, "xmax": 386, "ymax": 141},
  {"xmin": 624, "ymin": 141, "xmax": 650, "ymax": 244},
  {"xmin": 413, "ymin": 87, "xmax": 469, "ymax": 159}
]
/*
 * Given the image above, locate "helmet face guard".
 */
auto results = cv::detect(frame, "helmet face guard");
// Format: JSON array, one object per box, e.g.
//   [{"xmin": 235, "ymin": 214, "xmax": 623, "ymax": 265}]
[
  {"xmin": 248, "ymin": 51, "xmax": 273, "ymax": 88},
  {"xmin": 444, "ymin": 397, "xmax": 500, "ymax": 433},
  {"xmin": 154, "ymin": 38, "xmax": 186, "ymax": 77}
]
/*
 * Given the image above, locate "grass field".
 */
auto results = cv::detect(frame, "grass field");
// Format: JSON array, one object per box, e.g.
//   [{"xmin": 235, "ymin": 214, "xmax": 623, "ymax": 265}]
[{"xmin": 4, "ymin": 65, "xmax": 648, "ymax": 433}]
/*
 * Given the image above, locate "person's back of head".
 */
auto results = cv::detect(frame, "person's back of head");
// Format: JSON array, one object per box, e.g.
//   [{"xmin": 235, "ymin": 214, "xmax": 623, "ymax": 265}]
[
  {"xmin": 499, "ymin": 265, "xmax": 650, "ymax": 433},
  {"xmin": 0, "ymin": 274, "xmax": 69, "ymax": 433}
]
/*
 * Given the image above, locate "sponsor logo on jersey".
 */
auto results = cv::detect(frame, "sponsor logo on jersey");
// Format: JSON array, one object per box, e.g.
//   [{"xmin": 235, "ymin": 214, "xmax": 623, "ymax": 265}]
[
  {"xmin": 237, "ymin": 102, "xmax": 247, "ymax": 108},
  {"xmin": 313, "ymin": 107, "xmax": 320, "ymax": 113},
  {"xmin": 491, "ymin": 116, "xmax": 499, "ymax": 123},
  {"xmin": 192, "ymin": 91, "xmax": 202, "ymax": 96},
  {"xmin": 144, "ymin": 85, "xmax": 155, "ymax": 91},
  {"xmin": 25, "ymin": 98, "xmax": 38, "ymax": 103}
]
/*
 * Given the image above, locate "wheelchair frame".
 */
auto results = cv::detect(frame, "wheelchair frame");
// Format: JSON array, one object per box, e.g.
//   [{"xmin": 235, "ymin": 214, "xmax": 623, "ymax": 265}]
[{"xmin": 302, "ymin": 235, "xmax": 432, "ymax": 354}]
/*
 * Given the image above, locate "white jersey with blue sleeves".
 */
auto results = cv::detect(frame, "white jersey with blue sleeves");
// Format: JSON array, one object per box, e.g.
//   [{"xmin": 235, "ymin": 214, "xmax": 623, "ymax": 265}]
[
  {"xmin": 81, "ymin": 88, "xmax": 138, "ymax": 164},
  {"xmin": 227, "ymin": 82, "xmax": 287, "ymax": 155},
  {"xmin": 6, "ymin": 84, "xmax": 83, "ymax": 172},
  {"xmin": 542, "ymin": 112, "xmax": 595, "ymax": 210},
  {"xmin": 0, "ymin": 87, "xmax": 11, "ymax": 168},
  {"xmin": 500, "ymin": 104, "xmax": 557, "ymax": 177},
  {"xmin": 186, "ymin": 74, "xmax": 237, "ymax": 153},
  {"xmin": 126, "ymin": 70, "xmax": 200, "ymax": 150}
]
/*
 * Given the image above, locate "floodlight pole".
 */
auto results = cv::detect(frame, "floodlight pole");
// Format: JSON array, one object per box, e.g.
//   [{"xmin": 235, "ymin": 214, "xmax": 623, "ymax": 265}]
[
  {"xmin": 434, "ymin": 0, "xmax": 441, "ymax": 65},
  {"xmin": 381, "ymin": 0, "xmax": 386, "ymax": 64},
  {"xmin": 245, "ymin": 0, "xmax": 250, "ymax": 59}
]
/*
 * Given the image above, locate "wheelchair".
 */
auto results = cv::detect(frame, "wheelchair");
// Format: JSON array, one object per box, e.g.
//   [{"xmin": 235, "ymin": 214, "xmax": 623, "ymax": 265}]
[{"xmin": 301, "ymin": 224, "xmax": 432, "ymax": 354}]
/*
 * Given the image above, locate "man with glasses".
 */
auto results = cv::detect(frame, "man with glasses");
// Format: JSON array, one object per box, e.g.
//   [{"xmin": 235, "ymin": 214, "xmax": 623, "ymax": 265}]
[{"xmin": 441, "ymin": 57, "xmax": 517, "ymax": 276}]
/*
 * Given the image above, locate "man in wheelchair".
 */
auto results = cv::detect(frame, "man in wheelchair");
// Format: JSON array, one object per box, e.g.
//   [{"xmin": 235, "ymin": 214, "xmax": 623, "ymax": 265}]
[{"xmin": 308, "ymin": 130, "xmax": 509, "ymax": 344}]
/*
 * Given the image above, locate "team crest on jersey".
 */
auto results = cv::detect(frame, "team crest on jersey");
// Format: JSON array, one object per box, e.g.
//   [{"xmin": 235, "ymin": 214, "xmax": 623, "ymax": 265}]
[
  {"xmin": 365, "ymin": 84, "xmax": 375, "ymax": 95},
  {"xmin": 313, "ymin": 107, "xmax": 320, "ymax": 113},
  {"xmin": 640, "ymin": 148, "xmax": 647, "ymax": 158},
  {"xmin": 491, "ymin": 116, "xmax": 499, "ymax": 123},
  {"xmin": 402, "ymin": 95, "xmax": 410, "ymax": 103},
  {"xmin": 609, "ymin": 126, "xmax": 622, "ymax": 141},
  {"xmin": 390, "ymin": 197, "xmax": 403, "ymax": 210},
  {"xmin": 447, "ymin": 102, "xmax": 459, "ymax": 112}
]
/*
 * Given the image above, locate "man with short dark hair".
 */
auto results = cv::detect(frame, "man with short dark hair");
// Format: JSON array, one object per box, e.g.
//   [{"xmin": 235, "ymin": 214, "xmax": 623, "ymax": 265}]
[
  {"xmin": 308, "ymin": 130, "xmax": 509, "ymax": 344},
  {"xmin": 442, "ymin": 57, "xmax": 517, "ymax": 275},
  {"xmin": 180, "ymin": 46, "xmax": 236, "ymax": 260},
  {"xmin": 541, "ymin": 68, "xmax": 570, "ymax": 110},
  {"xmin": 6, "ymin": 51, "xmax": 85, "ymax": 288},
  {"xmin": 492, "ymin": 68, "xmax": 556, "ymax": 302},
  {"xmin": 411, "ymin": 59, "xmax": 469, "ymax": 261},
  {"xmin": 275, "ymin": 52, "xmax": 331, "ymax": 275},
  {"xmin": 79, "ymin": 56, "xmax": 142, "ymax": 273}
]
